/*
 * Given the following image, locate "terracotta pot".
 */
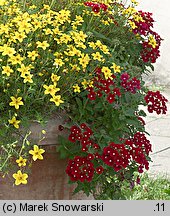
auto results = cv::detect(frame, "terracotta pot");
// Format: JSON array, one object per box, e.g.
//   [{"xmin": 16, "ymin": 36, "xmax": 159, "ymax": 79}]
[{"xmin": 0, "ymin": 114, "xmax": 93, "ymax": 200}]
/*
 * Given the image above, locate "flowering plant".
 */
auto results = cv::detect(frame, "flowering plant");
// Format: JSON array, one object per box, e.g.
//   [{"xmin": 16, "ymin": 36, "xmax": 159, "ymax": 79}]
[{"xmin": 0, "ymin": 0, "xmax": 168, "ymax": 199}]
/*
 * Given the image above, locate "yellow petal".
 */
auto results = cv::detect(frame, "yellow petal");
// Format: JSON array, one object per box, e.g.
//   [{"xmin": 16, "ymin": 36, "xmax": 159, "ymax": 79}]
[
  {"xmin": 15, "ymin": 179, "xmax": 21, "ymax": 186},
  {"xmin": 29, "ymin": 150, "xmax": 34, "ymax": 155},
  {"xmin": 39, "ymin": 149, "xmax": 45, "ymax": 154},
  {"xmin": 13, "ymin": 173, "xmax": 18, "ymax": 179},
  {"xmin": 22, "ymin": 173, "xmax": 28, "ymax": 179},
  {"xmin": 32, "ymin": 155, "xmax": 38, "ymax": 161},
  {"xmin": 33, "ymin": 145, "xmax": 39, "ymax": 151},
  {"xmin": 38, "ymin": 154, "xmax": 44, "ymax": 160},
  {"xmin": 21, "ymin": 179, "xmax": 28, "ymax": 185}
]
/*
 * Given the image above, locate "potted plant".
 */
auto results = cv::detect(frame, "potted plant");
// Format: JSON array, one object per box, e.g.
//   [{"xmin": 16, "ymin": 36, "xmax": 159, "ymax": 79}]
[{"xmin": 0, "ymin": 0, "xmax": 168, "ymax": 199}]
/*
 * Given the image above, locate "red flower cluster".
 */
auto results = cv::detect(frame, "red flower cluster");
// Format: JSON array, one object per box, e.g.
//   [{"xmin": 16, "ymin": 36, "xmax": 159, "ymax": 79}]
[
  {"xmin": 141, "ymin": 31, "xmax": 162, "ymax": 63},
  {"xmin": 144, "ymin": 91, "xmax": 168, "ymax": 114},
  {"xmin": 132, "ymin": 11, "xmax": 154, "ymax": 36},
  {"xmin": 102, "ymin": 132, "xmax": 151, "ymax": 173},
  {"xmin": 66, "ymin": 156, "xmax": 95, "ymax": 182},
  {"xmin": 84, "ymin": 2, "xmax": 108, "ymax": 13},
  {"xmin": 130, "ymin": 11, "xmax": 162, "ymax": 63},
  {"xmin": 102, "ymin": 142, "xmax": 130, "ymax": 172},
  {"xmin": 66, "ymin": 121, "xmax": 152, "ymax": 182},
  {"xmin": 120, "ymin": 72, "xmax": 141, "ymax": 93},
  {"xmin": 87, "ymin": 68, "xmax": 121, "ymax": 103},
  {"xmin": 126, "ymin": 132, "xmax": 152, "ymax": 173},
  {"xmin": 68, "ymin": 123, "xmax": 100, "ymax": 152}
]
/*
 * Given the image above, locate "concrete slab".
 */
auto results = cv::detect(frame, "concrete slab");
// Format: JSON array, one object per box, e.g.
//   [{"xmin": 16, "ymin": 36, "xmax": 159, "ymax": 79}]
[
  {"xmin": 149, "ymin": 136, "xmax": 170, "ymax": 153},
  {"xmin": 145, "ymin": 118, "xmax": 170, "ymax": 137},
  {"xmin": 149, "ymin": 154, "xmax": 170, "ymax": 176}
]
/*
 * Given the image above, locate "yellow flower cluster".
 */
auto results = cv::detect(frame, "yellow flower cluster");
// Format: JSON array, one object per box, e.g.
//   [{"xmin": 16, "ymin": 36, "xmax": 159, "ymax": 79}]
[
  {"xmin": 0, "ymin": 0, "xmax": 126, "ymax": 185},
  {"xmin": 13, "ymin": 145, "xmax": 45, "ymax": 185},
  {"xmin": 148, "ymin": 35, "xmax": 157, "ymax": 48}
]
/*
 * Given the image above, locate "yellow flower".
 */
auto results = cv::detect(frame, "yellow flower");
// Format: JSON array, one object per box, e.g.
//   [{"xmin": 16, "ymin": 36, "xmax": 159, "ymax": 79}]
[
  {"xmin": 91, "ymin": 52, "xmax": 103, "ymax": 61},
  {"xmin": 13, "ymin": 170, "xmax": 28, "ymax": 186},
  {"xmin": 95, "ymin": 40, "xmax": 103, "ymax": 48},
  {"xmin": 13, "ymin": 31, "xmax": 27, "ymax": 42},
  {"xmin": 148, "ymin": 35, "xmax": 157, "ymax": 48},
  {"xmin": 29, "ymin": 145, "xmax": 45, "ymax": 161},
  {"xmin": 2, "ymin": 66, "xmax": 14, "ymax": 76},
  {"xmin": 18, "ymin": 20, "xmax": 32, "ymax": 33},
  {"xmin": 100, "ymin": 45, "xmax": 110, "ymax": 55},
  {"xmin": 41, "ymin": 130, "xmax": 46, "ymax": 135},
  {"xmin": 71, "ymin": 64, "xmax": 81, "ymax": 72},
  {"xmin": 58, "ymin": 34, "xmax": 72, "ymax": 44},
  {"xmin": 43, "ymin": 28, "xmax": 53, "ymax": 35},
  {"xmin": 8, "ymin": 54, "xmax": 24, "ymax": 65},
  {"xmin": 75, "ymin": 15, "xmax": 84, "ymax": 23},
  {"xmin": 27, "ymin": 51, "xmax": 38, "ymax": 61},
  {"xmin": 51, "ymin": 73, "xmax": 60, "ymax": 84},
  {"xmin": 131, "ymin": 0, "xmax": 139, "ymax": 6},
  {"xmin": 0, "ymin": 0, "xmax": 8, "ymax": 6},
  {"xmin": 133, "ymin": 14, "xmax": 144, "ymax": 22},
  {"xmin": 50, "ymin": 95, "xmax": 64, "ymax": 106},
  {"xmin": 16, "ymin": 156, "xmax": 27, "ymax": 167},
  {"xmin": 43, "ymin": 84, "xmax": 60, "ymax": 96},
  {"xmin": 64, "ymin": 45, "xmax": 81, "ymax": 57},
  {"xmin": 8, "ymin": 116, "xmax": 20, "ymax": 129},
  {"xmin": 101, "ymin": 66, "xmax": 113, "ymax": 80},
  {"xmin": 17, "ymin": 64, "xmax": 31, "ymax": 77},
  {"xmin": 73, "ymin": 84, "xmax": 81, "ymax": 93},
  {"xmin": 54, "ymin": 58, "xmax": 64, "ymax": 67},
  {"xmin": 0, "ymin": 24, "xmax": 9, "ymax": 35},
  {"xmin": 23, "ymin": 73, "xmax": 33, "ymax": 83},
  {"xmin": 111, "ymin": 63, "xmax": 121, "ymax": 73},
  {"xmin": 1, "ymin": 44, "xmax": 16, "ymax": 57},
  {"xmin": 81, "ymin": 79, "xmax": 88, "ymax": 89},
  {"xmin": 88, "ymin": 42, "xmax": 96, "ymax": 49},
  {"xmin": 53, "ymin": 27, "xmax": 62, "ymax": 35},
  {"xmin": 78, "ymin": 54, "xmax": 90, "ymax": 68},
  {"xmin": 9, "ymin": 96, "xmax": 24, "ymax": 110},
  {"xmin": 128, "ymin": 20, "xmax": 137, "ymax": 29},
  {"xmin": 36, "ymin": 41, "xmax": 50, "ymax": 50}
]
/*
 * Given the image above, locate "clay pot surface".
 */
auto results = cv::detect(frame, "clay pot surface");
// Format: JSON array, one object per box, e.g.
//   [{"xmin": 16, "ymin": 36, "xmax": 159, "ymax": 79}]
[{"xmin": 0, "ymin": 114, "xmax": 93, "ymax": 200}]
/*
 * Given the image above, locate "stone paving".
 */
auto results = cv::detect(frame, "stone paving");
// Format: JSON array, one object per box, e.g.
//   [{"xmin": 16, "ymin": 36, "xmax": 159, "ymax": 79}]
[{"xmin": 142, "ymin": 88, "xmax": 170, "ymax": 177}]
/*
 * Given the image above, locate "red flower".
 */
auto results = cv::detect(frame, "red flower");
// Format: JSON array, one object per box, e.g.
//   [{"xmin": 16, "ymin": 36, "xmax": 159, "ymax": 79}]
[
  {"xmin": 107, "ymin": 93, "xmax": 115, "ymax": 103},
  {"xmin": 70, "ymin": 125, "xmax": 81, "ymax": 134},
  {"xmin": 144, "ymin": 91, "xmax": 168, "ymax": 114},
  {"xmin": 87, "ymin": 153, "xmax": 94, "ymax": 160},
  {"xmin": 80, "ymin": 123, "xmax": 88, "ymax": 130},
  {"xmin": 68, "ymin": 133, "xmax": 76, "ymax": 142},
  {"xmin": 66, "ymin": 156, "xmax": 95, "ymax": 182},
  {"xmin": 58, "ymin": 125, "xmax": 64, "ymax": 131},
  {"xmin": 138, "ymin": 116, "xmax": 146, "ymax": 125},
  {"xmin": 88, "ymin": 91, "xmax": 96, "ymax": 100},
  {"xmin": 96, "ymin": 166, "xmax": 104, "ymax": 174},
  {"xmin": 92, "ymin": 4, "xmax": 100, "ymax": 13},
  {"xmin": 113, "ymin": 88, "xmax": 121, "ymax": 97}
]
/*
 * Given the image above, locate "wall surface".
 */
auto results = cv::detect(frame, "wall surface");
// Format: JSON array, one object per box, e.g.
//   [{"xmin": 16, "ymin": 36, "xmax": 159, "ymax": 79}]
[{"xmin": 137, "ymin": 0, "xmax": 170, "ymax": 86}]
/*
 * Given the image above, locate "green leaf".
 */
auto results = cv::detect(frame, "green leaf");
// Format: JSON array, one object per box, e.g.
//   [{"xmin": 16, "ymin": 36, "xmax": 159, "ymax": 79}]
[
  {"xmin": 138, "ymin": 110, "xmax": 147, "ymax": 117},
  {"xmin": 76, "ymin": 97, "xmax": 83, "ymax": 111},
  {"xmin": 123, "ymin": 107, "xmax": 135, "ymax": 117},
  {"xmin": 164, "ymin": 189, "xmax": 170, "ymax": 196},
  {"xmin": 92, "ymin": 30, "xmax": 112, "ymax": 43},
  {"xmin": 57, "ymin": 135, "xmax": 70, "ymax": 159}
]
